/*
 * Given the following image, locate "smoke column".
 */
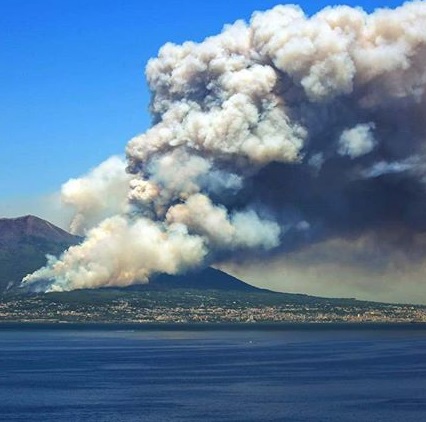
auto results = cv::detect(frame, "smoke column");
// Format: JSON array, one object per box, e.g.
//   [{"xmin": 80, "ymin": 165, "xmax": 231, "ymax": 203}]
[{"xmin": 23, "ymin": 2, "xmax": 426, "ymax": 293}]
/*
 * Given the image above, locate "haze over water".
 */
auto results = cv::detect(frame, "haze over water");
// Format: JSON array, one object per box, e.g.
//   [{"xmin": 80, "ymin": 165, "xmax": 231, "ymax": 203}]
[{"xmin": 1, "ymin": 325, "xmax": 425, "ymax": 421}]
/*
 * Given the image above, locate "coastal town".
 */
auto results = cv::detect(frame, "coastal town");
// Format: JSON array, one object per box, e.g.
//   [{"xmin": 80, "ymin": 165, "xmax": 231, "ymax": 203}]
[{"xmin": 1, "ymin": 290, "xmax": 426, "ymax": 324}]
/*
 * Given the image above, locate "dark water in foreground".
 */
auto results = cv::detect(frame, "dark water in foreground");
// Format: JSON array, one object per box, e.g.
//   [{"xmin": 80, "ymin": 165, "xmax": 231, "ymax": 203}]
[{"xmin": 0, "ymin": 324, "xmax": 426, "ymax": 421}]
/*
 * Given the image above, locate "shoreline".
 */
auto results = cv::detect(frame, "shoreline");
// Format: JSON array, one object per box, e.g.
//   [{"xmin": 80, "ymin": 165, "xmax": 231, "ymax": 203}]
[{"xmin": 1, "ymin": 320, "xmax": 426, "ymax": 331}]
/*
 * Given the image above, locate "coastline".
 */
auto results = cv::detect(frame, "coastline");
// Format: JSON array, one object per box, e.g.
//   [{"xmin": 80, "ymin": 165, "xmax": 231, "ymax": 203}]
[{"xmin": 1, "ymin": 320, "xmax": 426, "ymax": 331}]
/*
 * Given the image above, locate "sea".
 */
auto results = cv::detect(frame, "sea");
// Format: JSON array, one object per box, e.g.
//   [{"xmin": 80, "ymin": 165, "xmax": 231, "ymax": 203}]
[{"xmin": 0, "ymin": 323, "xmax": 425, "ymax": 422}]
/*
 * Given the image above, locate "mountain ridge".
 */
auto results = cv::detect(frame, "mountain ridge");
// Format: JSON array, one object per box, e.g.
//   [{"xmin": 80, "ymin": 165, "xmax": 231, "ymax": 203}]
[{"xmin": 0, "ymin": 215, "xmax": 78, "ymax": 246}]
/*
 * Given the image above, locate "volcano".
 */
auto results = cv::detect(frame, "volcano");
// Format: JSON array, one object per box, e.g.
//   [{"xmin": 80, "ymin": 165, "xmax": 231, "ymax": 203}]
[{"xmin": 0, "ymin": 215, "xmax": 261, "ymax": 294}]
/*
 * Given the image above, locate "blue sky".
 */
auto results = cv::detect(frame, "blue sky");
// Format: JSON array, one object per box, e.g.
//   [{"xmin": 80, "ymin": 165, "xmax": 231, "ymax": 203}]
[{"xmin": 1, "ymin": 0, "xmax": 405, "ymax": 216}]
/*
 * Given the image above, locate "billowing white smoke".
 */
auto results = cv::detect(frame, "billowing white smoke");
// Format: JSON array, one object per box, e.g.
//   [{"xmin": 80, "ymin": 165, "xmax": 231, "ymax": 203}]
[
  {"xmin": 61, "ymin": 156, "xmax": 130, "ymax": 235},
  {"xmin": 28, "ymin": 215, "xmax": 207, "ymax": 291},
  {"xmin": 23, "ymin": 1, "xmax": 426, "ymax": 292},
  {"xmin": 338, "ymin": 123, "xmax": 376, "ymax": 159}
]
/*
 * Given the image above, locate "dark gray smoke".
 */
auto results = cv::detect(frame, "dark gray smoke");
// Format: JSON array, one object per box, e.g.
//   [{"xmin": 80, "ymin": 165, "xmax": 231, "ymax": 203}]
[{"xmin": 23, "ymin": 1, "xmax": 426, "ymax": 293}]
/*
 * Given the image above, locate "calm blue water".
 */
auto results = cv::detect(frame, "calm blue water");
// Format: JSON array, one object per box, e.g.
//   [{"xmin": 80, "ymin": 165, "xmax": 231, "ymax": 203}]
[{"xmin": 1, "ymin": 324, "xmax": 426, "ymax": 421}]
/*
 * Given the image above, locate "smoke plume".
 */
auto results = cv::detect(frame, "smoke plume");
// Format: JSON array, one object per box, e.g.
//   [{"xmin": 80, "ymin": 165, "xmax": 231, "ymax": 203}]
[{"xmin": 24, "ymin": 2, "xmax": 426, "ymax": 295}]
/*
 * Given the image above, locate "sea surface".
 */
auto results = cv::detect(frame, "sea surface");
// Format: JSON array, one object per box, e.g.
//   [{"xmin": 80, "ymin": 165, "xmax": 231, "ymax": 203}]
[{"xmin": 0, "ymin": 323, "xmax": 426, "ymax": 421}]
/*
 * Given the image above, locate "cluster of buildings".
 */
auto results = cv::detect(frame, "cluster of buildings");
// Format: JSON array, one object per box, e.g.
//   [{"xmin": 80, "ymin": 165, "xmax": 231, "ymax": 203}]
[{"xmin": 1, "ymin": 295, "xmax": 426, "ymax": 324}]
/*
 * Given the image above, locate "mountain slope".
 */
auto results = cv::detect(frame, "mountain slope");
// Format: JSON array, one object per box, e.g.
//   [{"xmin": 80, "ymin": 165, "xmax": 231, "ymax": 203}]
[
  {"xmin": 0, "ymin": 215, "xmax": 81, "ymax": 292},
  {"xmin": 1, "ymin": 216, "xmax": 398, "ymax": 313},
  {"xmin": 126, "ymin": 267, "xmax": 261, "ymax": 292},
  {"xmin": 0, "ymin": 215, "xmax": 264, "ymax": 295}
]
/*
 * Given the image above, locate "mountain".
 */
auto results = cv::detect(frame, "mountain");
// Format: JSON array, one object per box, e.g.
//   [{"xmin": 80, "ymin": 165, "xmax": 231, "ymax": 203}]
[
  {"xmin": 129, "ymin": 267, "xmax": 260, "ymax": 292},
  {"xmin": 2, "ymin": 216, "xmax": 411, "ymax": 323},
  {"xmin": 0, "ymin": 215, "xmax": 263, "ymax": 294},
  {"xmin": 0, "ymin": 215, "xmax": 81, "ymax": 292}
]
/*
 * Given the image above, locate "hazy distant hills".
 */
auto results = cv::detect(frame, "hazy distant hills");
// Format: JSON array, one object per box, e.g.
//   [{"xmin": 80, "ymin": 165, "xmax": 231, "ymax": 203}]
[
  {"xmin": 0, "ymin": 215, "xmax": 263, "ymax": 294},
  {"xmin": 0, "ymin": 215, "xmax": 81, "ymax": 292}
]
